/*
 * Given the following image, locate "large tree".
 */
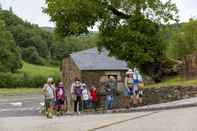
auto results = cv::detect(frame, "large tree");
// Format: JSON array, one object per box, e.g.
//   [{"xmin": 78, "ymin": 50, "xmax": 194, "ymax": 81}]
[{"xmin": 44, "ymin": 0, "xmax": 178, "ymax": 70}]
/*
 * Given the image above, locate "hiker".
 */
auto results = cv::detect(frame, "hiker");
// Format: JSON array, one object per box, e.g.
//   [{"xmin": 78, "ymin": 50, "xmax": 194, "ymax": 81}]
[
  {"xmin": 55, "ymin": 82, "xmax": 65, "ymax": 116},
  {"xmin": 71, "ymin": 77, "xmax": 83, "ymax": 114},
  {"xmin": 132, "ymin": 68, "xmax": 143, "ymax": 106},
  {"xmin": 104, "ymin": 76, "xmax": 116, "ymax": 110},
  {"xmin": 90, "ymin": 86, "xmax": 97, "ymax": 112},
  {"xmin": 82, "ymin": 83, "xmax": 90, "ymax": 111},
  {"xmin": 42, "ymin": 77, "xmax": 56, "ymax": 118},
  {"xmin": 124, "ymin": 69, "xmax": 134, "ymax": 107}
]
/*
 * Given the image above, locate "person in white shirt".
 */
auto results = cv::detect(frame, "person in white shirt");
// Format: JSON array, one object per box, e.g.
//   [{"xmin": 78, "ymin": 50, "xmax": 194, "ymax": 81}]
[{"xmin": 82, "ymin": 83, "xmax": 90, "ymax": 111}]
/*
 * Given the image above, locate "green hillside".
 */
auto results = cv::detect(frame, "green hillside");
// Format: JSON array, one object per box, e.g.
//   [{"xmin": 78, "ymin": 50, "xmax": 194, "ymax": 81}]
[{"xmin": 18, "ymin": 62, "xmax": 60, "ymax": 78}]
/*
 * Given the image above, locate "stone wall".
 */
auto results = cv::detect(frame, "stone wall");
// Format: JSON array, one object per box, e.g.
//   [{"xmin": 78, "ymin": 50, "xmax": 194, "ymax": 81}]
[{"xmin": 95, "ymin": 86, "xmax": 197, "ymax": 109}]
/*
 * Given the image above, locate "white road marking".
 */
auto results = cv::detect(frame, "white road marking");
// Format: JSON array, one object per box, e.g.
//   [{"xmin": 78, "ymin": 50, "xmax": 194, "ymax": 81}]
[
  {"xmin": 0, "ymin": 97, "xmax": 41, "ymax": 103},
  {"xmin": 0, "ymin": 107, "xmax": 40, "ymax": 113},
  {"xmin": 10, "ymin": 102, "xmax": 23, "ymax": 106}
]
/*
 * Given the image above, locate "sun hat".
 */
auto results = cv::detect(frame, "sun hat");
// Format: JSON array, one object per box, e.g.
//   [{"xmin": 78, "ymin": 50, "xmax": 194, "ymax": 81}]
[
  {"xmin": 126, "ymin": 69, "xmax": 133, "ymax": 74},
  {"xmin": 47, "ymin": 77, "xmax": 53, "ymax": 83}
]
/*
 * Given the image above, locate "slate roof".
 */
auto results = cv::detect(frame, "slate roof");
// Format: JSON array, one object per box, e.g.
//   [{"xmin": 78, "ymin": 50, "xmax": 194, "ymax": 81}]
[{"xmin": 70, "ymin": 48, "xmax": 128, "ymax": 71}]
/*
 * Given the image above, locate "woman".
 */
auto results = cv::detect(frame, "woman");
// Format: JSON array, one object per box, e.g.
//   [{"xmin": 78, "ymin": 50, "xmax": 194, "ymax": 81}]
[
  {"xmin": 124, "ymin": 69, "xmax": 134, "ymax": 107},
  {"xmin": 71, "ymin": 77, "xmax": 83, "ymax": 114},
  {"xmin": 42, "ymin": 77, "xmax": 56, "ymax": 118},
  {"xmin": 132, "ymin": 68, "xmax": 143, "ymax": 106},
  {"xmin": 55, "ymin": 82, "xmax": 65, "ymax": 116}
]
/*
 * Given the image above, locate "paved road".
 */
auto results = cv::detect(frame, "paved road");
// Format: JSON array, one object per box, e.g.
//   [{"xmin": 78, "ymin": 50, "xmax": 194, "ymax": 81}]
[
  {"xmin": 0, "ymin": 94, "xmax": 43, "ymax": 117},
  {"xmin": 0, "ymin": 107, "xmax": 197, "ymax": 131}
]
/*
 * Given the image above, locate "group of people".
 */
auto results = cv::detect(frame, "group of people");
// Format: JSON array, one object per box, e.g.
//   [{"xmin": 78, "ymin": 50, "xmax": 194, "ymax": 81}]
[
  {"xmin": 71, "ymin": 77, "xmax": 98, "ymax": 114},
  {"xmin": 124, "ymin": 68, "xmax": 144, "ymax": 107},
  {"xmin": 42, "ymin": 68, "xmax": 144, "ymax": 118},
  {"xmin": 42, "ymin": 78, "xmax": 66, "ymax": 118}
]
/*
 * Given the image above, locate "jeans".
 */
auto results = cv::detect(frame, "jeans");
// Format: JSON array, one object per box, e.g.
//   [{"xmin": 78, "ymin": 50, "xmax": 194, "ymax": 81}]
[
  {"xmin": 83, "ymin": 100, "xmax": 90, "ymax": 110},
  {"xmin": 106, "ymin": 95, "xmax": 113, "ymax": 110},
  {"xmin": 74, "ymin": 96, "xmax": 82, "ymax": 112}
]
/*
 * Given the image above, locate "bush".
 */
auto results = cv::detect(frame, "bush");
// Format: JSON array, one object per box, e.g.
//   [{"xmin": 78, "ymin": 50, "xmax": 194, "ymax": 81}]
[{"xmin": 0, "ymin": 72, "xmax": 60, "ymax": 88}]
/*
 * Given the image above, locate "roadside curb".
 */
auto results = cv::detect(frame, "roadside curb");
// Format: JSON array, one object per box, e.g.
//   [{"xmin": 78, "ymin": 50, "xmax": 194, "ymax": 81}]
[{"xmin": 75, "ymin": 98, "xmax": 197, "ymax": 115}]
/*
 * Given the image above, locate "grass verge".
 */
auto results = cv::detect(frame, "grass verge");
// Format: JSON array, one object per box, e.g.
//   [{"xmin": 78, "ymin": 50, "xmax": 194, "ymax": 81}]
[
  {"xmin": 147, "ymin": 76, "xmax": 197, "ymax": 88},
  {"xmin": 0, "ymin": 88, "xmax": 41, "ymax": 96}
]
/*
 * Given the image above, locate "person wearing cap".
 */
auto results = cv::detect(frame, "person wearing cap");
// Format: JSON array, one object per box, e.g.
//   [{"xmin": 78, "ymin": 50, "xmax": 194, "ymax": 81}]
[
  {"xmin": 71, "ymin": 77, "xmax": 83, "ymax": 114},
  {"xmin": 82, "ymin": 83, "xmax": 90, "ymax": 111},
  {"xmin": 55, "ymin": 82, "xmax": 66, "ymax": 116},
  {"xmin": 42, "ymin": 77, "xmax": 56, "ymax": 118},
  {"xmin": 124, "ymin": 69, "xmax": 134, "ymax": 107}
]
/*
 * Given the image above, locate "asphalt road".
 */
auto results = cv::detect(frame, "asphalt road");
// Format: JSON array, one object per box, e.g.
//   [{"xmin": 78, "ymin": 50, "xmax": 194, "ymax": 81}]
[
  {"xmin": 0, "ymin": 94, "xmax": 43, "ymax": 117},
  {"xmin": 0, "ymin": 106, "xmax": 197, "ymax": 131}
]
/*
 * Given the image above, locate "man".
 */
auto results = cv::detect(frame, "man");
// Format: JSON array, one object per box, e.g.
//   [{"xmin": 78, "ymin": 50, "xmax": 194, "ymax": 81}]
[
  {"xmin": 104, "ymin": 76, "xmax": 117, "ymax": 110},
  {"xmin": 42, "ymin": 78, "xmax": 56, "ymax": 118}
]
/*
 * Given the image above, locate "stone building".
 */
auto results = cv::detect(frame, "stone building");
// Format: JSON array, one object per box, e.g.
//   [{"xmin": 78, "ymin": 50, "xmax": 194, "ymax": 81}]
[{"xmin": 62, "ymin": 48, "xmax": 129, "ymax": 109}]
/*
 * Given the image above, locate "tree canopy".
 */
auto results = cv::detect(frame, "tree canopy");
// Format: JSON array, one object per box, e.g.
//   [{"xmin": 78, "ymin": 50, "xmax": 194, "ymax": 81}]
[
  {"xmin": 44, "ymin": 0, "xmax": 178, "ymax": 73},
  {"xmin": 0, "ymin": 19, "xmax": 22, "ymax": 72},
  {"xmin": 167, "ymin": 19, "xmax": 197, "ymax": 60}
]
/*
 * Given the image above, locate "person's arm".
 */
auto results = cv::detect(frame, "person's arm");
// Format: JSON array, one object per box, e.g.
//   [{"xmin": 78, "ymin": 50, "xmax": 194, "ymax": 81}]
[{"xmin": 42, "ymin": 84, "xmax": 47, "ymax": 96}]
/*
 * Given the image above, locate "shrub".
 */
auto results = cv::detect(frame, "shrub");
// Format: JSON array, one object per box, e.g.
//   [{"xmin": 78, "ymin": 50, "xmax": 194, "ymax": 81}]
[{"xmin": 0, "ymin": 72, "xmax": 60, "ymax": 88}]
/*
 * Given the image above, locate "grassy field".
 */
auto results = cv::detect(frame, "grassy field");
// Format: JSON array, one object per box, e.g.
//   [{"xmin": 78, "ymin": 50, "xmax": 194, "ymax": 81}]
[
  {"xmin": 0, "ymin": 88, "xmax": 41, "ymax": 96},
  {"xmin": 147, "ymin": 76, "xmax": 197, "ymax": 88},
  {"xmin": 17, "ymin": 62, "xmax": 60, "ymax": 77}
]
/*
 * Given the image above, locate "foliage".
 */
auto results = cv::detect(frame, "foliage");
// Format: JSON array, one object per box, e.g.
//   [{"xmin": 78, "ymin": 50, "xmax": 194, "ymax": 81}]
[
  {"xmin": 52, "ymin": 33, "xmax": 98, "ymax": 60},
  {"xmin": 0, "ymin": 19, "xmax": 22, "ymax": 73},
  {"xmin": 44, "ymin": 0, "xmax": 178, "ymax": 73},
  {"xmin": 0, "ymin": 10, "xmax": 50, "ymax": 65},
  {"xmin": 0, "ymin": 62, "xmax": 60, "ymax": 88},
  {"xmin": 167, "ymin": 19, "xmax": 197, "ymax": 60}
]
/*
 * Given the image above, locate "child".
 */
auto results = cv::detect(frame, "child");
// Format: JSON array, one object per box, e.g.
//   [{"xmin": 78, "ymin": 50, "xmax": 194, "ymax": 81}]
[
  {"xmin": 90, "ymin": 86, "xmax": 97, "ymax": 112},
  {"xmin": 55, "ymin": 82, "xmax": 65, "ymax": 116},
  {"xmin": 82, "ymin": 83, "xmax": 90, "ymax": 111}
]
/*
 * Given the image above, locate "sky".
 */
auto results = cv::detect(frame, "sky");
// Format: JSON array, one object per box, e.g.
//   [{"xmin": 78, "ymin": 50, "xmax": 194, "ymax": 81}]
[{"xmin": 0, "ymin": 0, "xmax": 197, "ymax": 27}]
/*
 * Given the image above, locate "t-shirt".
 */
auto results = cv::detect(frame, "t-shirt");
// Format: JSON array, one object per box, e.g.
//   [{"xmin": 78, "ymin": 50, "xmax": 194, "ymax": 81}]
[
  {"xmin": 82, "ymin": 89, "xmax": 89, "ymax": 101},
  {"xmin": 43, "ymin": 84, "xmax": 55, "ymax": 99},
  {"xmin": 56, "ymin": 87, "xmax": 65, "ymax": 100}
]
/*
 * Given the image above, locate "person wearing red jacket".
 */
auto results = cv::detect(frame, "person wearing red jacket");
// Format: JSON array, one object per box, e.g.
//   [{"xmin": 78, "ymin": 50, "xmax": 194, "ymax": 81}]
[{"xmin": 90, "ymin": 86, "xmax": 97, "ymax": 112}]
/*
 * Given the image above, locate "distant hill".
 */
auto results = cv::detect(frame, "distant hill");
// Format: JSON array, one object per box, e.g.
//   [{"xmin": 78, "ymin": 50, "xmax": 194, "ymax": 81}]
[{"xmin": 41, "ymin": 26, "xmax": 54, "ymax": 32}]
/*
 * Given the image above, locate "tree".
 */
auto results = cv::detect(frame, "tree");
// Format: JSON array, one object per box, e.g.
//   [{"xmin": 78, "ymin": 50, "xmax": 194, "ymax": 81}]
[
  {"xmin": 0, "ymin": 20, "xmax": 22, "ymax": 72},
  {"xmin": 167, "ymin": 19, "xmax": 197, "ymax": 60}
]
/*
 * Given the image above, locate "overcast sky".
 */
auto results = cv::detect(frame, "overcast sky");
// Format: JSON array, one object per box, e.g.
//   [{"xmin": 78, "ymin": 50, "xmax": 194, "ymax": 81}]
[{"xmin": 0, "ymin": 0, "xmax": 197, "ymax": 27}]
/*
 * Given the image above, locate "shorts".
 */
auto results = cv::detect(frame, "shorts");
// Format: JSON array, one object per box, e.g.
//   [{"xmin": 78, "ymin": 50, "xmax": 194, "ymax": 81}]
[
  {"xmin": 56, "ymin": 99, "xmax": 65, "ymax": 105},
  {"xmin": 139, "ymin": 90, "xmax": 143, "ymax": 97},
  {"xmin": 45, "ymin": 99, "xmax": 54, "ymax": 109}
]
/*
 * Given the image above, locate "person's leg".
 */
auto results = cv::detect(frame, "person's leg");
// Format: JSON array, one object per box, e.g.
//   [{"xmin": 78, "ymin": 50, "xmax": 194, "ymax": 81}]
[
  {"xmin": 108, "ymin": 96, "xmax": 113, "ymax": 110},
  {"xmin": 106, "ymin": 96, "xmax": 109, "ymax": 110},
  {"xmin": 93, "ymin": 102, "xmax": 97, "ymax": 111},
  {"xmin": 47, "ymin": 99, "xmax": 53, "ymax": 118},
  {"xmin": 78, "ymin": 97, "xmax": 82, "ymax": 112},
  {"xmin": 74, "ymin": 99, "xmax": 78, "ymax": 112},
  {"xmin": 83, "ymin": 100, "xmax": 85, "ymax": 111}
]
